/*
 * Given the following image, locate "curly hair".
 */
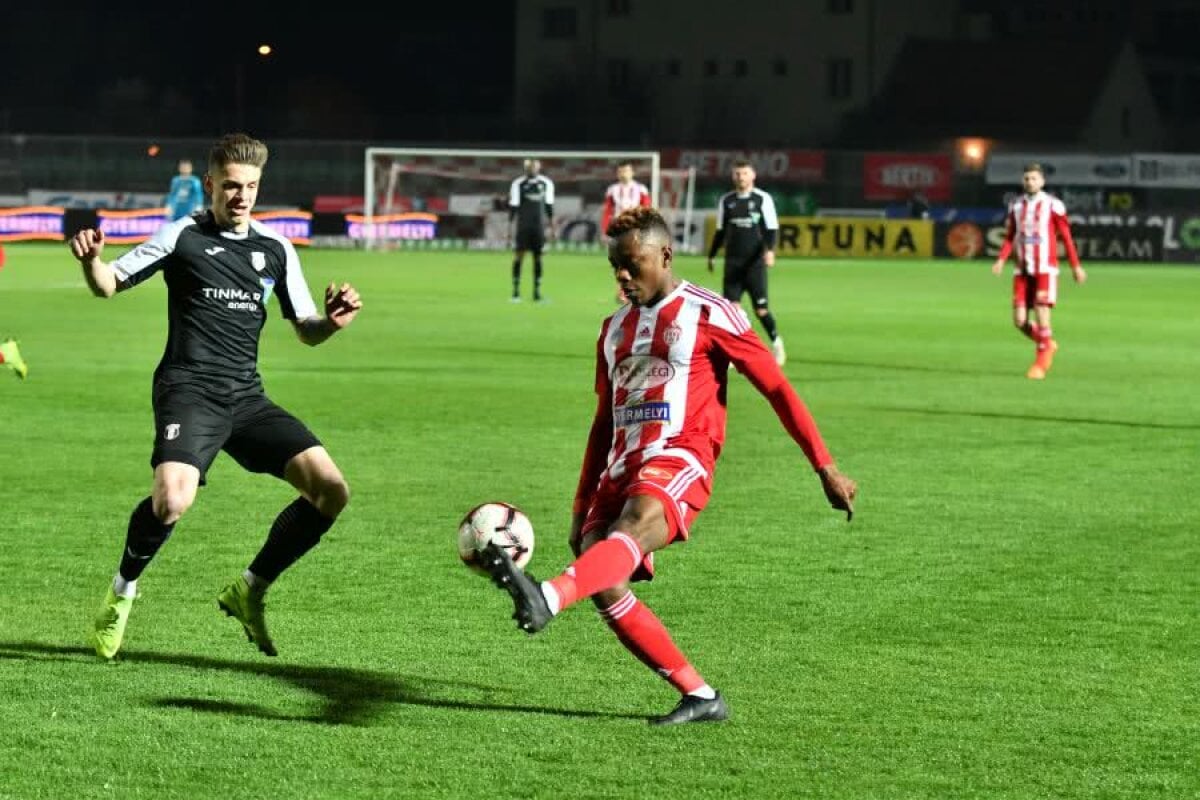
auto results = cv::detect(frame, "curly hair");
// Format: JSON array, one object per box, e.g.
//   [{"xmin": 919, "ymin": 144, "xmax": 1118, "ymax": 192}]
[
  {"xmin": 208, "ymin": 132, "xmax": 269, "ymax": 173},
  {"xmin": 606, "ymin": 206, "xmax": 671, "ymax": 241}
]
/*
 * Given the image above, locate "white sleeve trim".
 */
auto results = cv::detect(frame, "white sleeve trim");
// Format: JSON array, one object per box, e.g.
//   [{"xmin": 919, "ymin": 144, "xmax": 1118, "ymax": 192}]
[{"xmin": 110, "ymin": 216, "xmax": 191, "ymax": 285}]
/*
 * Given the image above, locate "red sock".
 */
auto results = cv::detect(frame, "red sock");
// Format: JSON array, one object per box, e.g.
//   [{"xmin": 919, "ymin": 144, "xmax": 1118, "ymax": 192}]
[
  {"xmin": 1035, "ymin": 325, "xmax": 1053, "ymax": 353},
  {"xmin": 547, "ymin": 532, "xmax": 641, "ymax": 611},
  {"xmin": 600, "ymin": 591, "xmax": 704, "ymax": 693}
]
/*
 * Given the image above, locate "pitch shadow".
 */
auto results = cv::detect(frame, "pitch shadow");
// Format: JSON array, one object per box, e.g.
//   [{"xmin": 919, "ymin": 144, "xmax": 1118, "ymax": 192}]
[{"xmin": 0, "ymin": 641, "xmax": 645, "ymax": 725}]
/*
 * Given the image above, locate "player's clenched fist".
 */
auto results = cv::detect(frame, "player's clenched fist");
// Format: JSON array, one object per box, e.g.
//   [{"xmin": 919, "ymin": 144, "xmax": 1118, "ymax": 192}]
[
  {"xmin": 818, "ymin": 465, "xmax": 858, "ymax": 521},
  {"xmin": 324, "ymin": 282, "xmax": 363, "ymax": 328},
  {"xmin": 71, "ymin": 229, "xmax": 106, "ymax": 261}
]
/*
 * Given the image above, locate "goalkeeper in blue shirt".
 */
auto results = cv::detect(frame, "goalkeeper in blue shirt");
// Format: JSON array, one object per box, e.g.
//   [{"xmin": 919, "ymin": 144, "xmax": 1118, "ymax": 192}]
[{"xmin": 164, "ymin": 158, "xmax": 205, "ymax": 220}]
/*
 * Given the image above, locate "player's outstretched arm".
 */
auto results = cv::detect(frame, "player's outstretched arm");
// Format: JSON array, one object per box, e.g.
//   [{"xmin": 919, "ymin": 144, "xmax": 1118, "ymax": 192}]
[
  {"xmin": 293, "ymin": 282, "xmax": 362, "ymax": 346},
  {"xmin": 725, "ymin": 329, "xmax": 857, "ymax": 521},
  {"xmin": 69, "ymin": 229, "xmax": 118, "ymax": 298}
]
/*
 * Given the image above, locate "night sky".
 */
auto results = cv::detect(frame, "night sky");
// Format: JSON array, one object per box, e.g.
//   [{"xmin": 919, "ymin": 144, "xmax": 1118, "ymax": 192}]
[{"xmin": 0, "ymin": 2, "xmax": 515, "ymax": 140}]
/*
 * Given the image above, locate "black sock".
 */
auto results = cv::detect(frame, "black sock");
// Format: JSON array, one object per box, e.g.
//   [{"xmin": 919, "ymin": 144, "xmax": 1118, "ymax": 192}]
[
  {"xmin": 758, "ymin": 311, "xmax": 779, "ymax": 342},
  {"xmin": 533, "ymin": 255, "xmax": 543, "ymax": 298},
  {"xmin": 118, "ymin": 496, "xmax": 176, "ymax": 581},
  {"xmin": 248, "ymin": 497, "xmax": 334, "ymax": 582},
  {"xmin": 511, "ymin": 258, "xmax": 521, "ymax": 296}
]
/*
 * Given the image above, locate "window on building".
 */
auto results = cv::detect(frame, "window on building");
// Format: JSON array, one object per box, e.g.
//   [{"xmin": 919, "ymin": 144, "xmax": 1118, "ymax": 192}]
[
  {"xmin": 665, "ymin": 58, "xmax": 681, "ymax": 78},
  {"xmin": 827, "ymin": 0, "xmax": 853, "ymax": 13},
  {"xmin": 733, "ymin": 59, "xmax": 748, "ymax": 78},
  {"xmin": 608, "ymin": 59, "xmax": 630, "ymax": 94},
  {"xmin": 607, "ymin": 0, "xmax": 631, "ymax": 16},
  {"xmin": 772, "ymin": 58, "xmax": 788, "ymax": 77},
  {"xmin": 827, "ymin": 57, "xmax": 852, "ymax": 99},
  {"xmin": 703, "ymin": 59, "xmax": 718, "ymax": 77},
  {"xmin": 542, "ymin": 7, "xmax": 577, "ymax": 39}
]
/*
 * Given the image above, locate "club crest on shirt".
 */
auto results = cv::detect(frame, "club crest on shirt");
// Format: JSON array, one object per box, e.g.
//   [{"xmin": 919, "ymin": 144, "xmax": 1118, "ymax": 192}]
[
  {"xmin": 250, "ymin": 252, "xmax": 267, "ymax": 272},
  {"xmin": 663, "ymin": 322, "xmax": 682, "ymax": 346}
]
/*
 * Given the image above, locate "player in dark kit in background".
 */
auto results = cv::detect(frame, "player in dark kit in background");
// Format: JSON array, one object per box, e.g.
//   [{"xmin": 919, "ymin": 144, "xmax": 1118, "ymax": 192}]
[
  {"xmin": 707, "ymin": 159, "xmax": 786, "ymax": 366},
  {"xmin": 69, "ymin": 132, "xmax": 363, "ymax": 660},
  {"xmin": 507, "ymin": 158, "xmax": 555, "ymax": 302},
  {"xmin": 482, "ymin": 207, "xmax": 857, "ymax": 725}
]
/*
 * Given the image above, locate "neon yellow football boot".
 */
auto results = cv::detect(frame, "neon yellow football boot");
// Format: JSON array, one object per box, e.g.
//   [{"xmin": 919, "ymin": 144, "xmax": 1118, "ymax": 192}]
[
  {"xmin": 91, "ymin": 587, "xmax": 135, "ymax": 659},
  {"xmin": 217, "ymin": 577, "xmax": 277, "ymax": 656},
  {"xmin": 0, "ymin": 339, "xmax": 27, "ymax": 379}
]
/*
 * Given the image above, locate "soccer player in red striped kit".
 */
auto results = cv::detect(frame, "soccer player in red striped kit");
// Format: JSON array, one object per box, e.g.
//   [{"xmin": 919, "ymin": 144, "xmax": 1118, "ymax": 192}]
[
  {"xmin": 482, "ymin": 207, "xmax": 857, "ymax": 725},
  {"xmin": 601, "ymin": 161, "xmax": 651, "ymax": 305},
  {"xmin": 992, "ymin": 162, "xmax": 1087, "ymax": 379}
]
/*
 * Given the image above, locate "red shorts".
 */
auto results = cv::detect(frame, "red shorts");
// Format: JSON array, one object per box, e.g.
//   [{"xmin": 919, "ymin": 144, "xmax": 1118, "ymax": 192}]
[
  {"xmin": 1012, "ymin": 272, "xmax": 1058, "ymax": 308},
  {"xmin": 581, "ymin": 455, "xmax": 712, "ymax": 581}
]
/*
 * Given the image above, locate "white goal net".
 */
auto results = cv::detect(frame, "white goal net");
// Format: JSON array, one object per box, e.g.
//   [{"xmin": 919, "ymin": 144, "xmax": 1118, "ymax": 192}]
[{"xmin": 362, "ymin": 148, "xmax": 693, "ymax": 250}]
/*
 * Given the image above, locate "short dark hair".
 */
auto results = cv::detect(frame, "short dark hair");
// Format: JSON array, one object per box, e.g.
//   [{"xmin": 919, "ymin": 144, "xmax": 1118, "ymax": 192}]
[
  {"xmin": 1023, "ymin": 162, "xmax": 1044, "ymax": 176},
  {"xmin": 606, "ymin": 206, "xmax": 671, "ymax": 241},
  {"xmin": 616, "ymin": 160, "xmax": 634, "ymax": 169},
  {"xmin": 732, "ymin": 159, "xmax": 754, "ymax": 170}
]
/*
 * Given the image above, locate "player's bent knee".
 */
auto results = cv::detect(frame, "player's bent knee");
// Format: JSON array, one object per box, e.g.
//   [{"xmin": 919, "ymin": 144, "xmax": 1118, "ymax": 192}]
[
  {"xmin": 153, "ymin": 489, "xmax": 195, "ymax": 524},
  {"xmin": 311, "ymin": 474, "xmax": 350, "ymax": 518}
]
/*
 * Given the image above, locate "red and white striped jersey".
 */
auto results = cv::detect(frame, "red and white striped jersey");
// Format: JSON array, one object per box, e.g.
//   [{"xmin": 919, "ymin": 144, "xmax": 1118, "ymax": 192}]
[
  {"xmin": 600, "ymin": 180, "xmax": 651, "ymax": 233},
  {"xmin": 572, "ymin": 280, "xmax": 833, "ymax": 512},
  {"xmin": 997, "ymin": 191, "xmax": 1080, "ymax": 275}
]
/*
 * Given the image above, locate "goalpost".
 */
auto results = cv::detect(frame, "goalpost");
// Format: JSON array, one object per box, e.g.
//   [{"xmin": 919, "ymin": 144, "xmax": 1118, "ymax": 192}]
[
  {"xmin": 660, "ymin": 166, "xmax": 697, "ymax": 253},
  {"xmin": 362, "ymin": 147, "xmax": 694, "ymax": 250}
]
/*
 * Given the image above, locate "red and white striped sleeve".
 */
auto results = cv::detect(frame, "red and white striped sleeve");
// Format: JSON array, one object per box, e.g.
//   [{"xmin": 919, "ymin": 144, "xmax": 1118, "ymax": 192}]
[{"xmin": 1050, "ymin": 199, "xmax": 1081, "ymax": 268}]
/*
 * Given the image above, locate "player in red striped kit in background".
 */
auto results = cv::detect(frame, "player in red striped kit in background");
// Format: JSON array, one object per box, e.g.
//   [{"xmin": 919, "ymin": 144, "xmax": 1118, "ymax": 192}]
[
  {"xmin": 600, "ymin": 161, "xmax": 651, "ymax": 305},
  {"xmin": 992, "ymin": 162, "xmax": 1087, "ymax": 380},
  {"xmin": 482, "ymin": 206, "xmax": 857, "ymax": 725}
]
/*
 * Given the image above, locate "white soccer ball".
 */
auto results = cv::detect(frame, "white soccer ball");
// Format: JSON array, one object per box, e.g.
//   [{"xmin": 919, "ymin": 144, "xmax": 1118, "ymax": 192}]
[{"xmin": 457, "ymin": 501, "xmax": 535, "ymax": 575}]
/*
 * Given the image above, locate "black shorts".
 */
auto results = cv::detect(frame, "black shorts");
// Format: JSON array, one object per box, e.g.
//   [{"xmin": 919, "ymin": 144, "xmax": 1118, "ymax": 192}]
[
  {"xmin": 723, "ymin": 259, "xmax": 769, "ymax": 308},
  {"xmin": 515, "ymin": 228, "xmax": 545, "ymax": 253},
  {"xmin": 151, "ymin": 382, "xmax": 321, "ymax": 482}
]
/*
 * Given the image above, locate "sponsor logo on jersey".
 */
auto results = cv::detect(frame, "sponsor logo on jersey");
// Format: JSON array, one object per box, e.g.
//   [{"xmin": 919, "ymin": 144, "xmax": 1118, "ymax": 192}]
[
  {"xmin": 204, "ymin": 246, "xmax": 225, "ymax": 256},
  {"xmin": 638, "ymin": 465, "xmax": 676, "ymax": 481},
  {"xmin": 614, "ymin": 355, "xmax": 675, "ymax": 390},
  {"xmin": 201, "ymin": 286, "xmax": 263, "ymax": 312},
  {"xmin": 637, "ymin": 325, "xmax": 652, "ymax": 339},
  {"xmin": 250, "ymin": 252, "xmax": 267, "ymax": 272},
  {"xmin": 614, "ymin": 402, "xmax": 671, "ymax": 427},
  {"xmin": 259, "ymin": 277, "xmax": 276, "ymax": 306},
  {"xmin": 164, "ymin": 423, "xmax": 180, "ymax": 441}
]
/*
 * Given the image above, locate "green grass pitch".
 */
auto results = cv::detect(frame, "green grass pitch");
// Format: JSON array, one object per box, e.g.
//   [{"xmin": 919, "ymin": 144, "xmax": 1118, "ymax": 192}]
[{"xmin": 0, "ymin": 243, "xmax": 1196, "ymax": 799}]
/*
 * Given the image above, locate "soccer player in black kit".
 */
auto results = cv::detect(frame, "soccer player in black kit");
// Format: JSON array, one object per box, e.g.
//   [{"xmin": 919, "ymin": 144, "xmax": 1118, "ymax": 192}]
[
  {"xmin": 507, "ymin": 158, "xmax": 555, "ymax": 302},
  {"xmin": 707, "ymin": 159, "xmax": 786, "ymax": 366},
  {"xmin": 69, "ymin": 133, "xmax": 363, "ymax": 660}
]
